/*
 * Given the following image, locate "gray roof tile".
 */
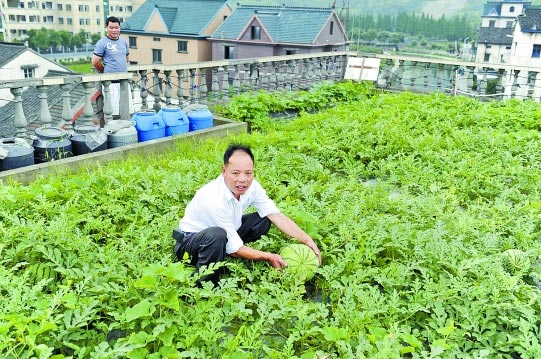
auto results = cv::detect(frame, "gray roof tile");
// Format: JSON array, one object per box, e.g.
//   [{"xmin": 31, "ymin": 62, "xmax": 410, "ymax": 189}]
[
  {"xmin": 122, "ymin": 0, "xmax": 228, "ymax": 36},
  {"xmin": 211, "ymin": 5, "xmax": 334, "ymax": 44},
  {"xmin": 478, "ymin": 27, "xmax": 513, "ymax": 44},
  {"xmin": 0, "ymin": 42, "xmax": 27, "ymax": 67},
  {"xmin": 518, "ymin": 8, "xmax": 541, "ymax": 32}
]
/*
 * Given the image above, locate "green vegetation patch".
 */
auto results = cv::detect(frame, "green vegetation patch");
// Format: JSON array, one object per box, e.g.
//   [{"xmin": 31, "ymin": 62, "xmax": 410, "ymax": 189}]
[{"xmin": 2, "ymin": 83, "xmax": 541, "ymax": 358}]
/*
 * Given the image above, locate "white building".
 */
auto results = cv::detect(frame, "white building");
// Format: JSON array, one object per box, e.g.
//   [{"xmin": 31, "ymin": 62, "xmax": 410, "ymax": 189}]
[
  {"xmin": 0, "ymin": 42, "xmax": 72, "ymax": 107},
  {"xmin": 509, "ymin": 7, "xmax": 541, "ymax": 68},
  {"xmin": 0, "ymin": 0, "xmax": 145, "ymax": 43},
  {"xmin": 476, "ymin": 0, "xmax": 537, "ymax": 64}
]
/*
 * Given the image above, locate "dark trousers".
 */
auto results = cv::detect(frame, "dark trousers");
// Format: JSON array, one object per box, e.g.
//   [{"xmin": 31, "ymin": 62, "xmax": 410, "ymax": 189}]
[{"xmin": 174, "ymin": 213, "xmax": 271, "ymax": 283}]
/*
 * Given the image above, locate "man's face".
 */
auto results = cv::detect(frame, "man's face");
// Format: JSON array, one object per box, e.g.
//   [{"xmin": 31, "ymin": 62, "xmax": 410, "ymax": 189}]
[
  {"xmin": 106, "ymin": 22, "xmax": 121, "ymax": 40},
  {"xmin": 222, "ymin": 151, "xmax": 254, "ymax": 199}
]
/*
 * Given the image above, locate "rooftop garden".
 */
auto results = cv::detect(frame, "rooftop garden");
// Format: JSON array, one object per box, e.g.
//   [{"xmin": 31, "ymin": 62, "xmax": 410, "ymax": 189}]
[{"xmin": 1, "ymin": 82, "xmax": 541, "ymax": 358}]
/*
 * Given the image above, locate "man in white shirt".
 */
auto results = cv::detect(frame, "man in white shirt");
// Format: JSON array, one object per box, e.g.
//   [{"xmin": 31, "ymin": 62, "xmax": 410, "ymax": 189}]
[{"xmin": 174, "ymin": 144, "xmax": 321, "ymax": 284}]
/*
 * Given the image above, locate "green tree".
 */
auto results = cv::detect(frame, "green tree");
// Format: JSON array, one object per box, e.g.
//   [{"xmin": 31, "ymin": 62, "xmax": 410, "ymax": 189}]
[
  {"xmin": 90, "ymin": 33, "xmax": 102, "ymax": 44},
  {"xmin": 72, "ymin": 29, "xmax": 87, "ymax": 48},
  {"xmin": 57, "ymin": 30, "xmax": 72, "ymax": 49}
]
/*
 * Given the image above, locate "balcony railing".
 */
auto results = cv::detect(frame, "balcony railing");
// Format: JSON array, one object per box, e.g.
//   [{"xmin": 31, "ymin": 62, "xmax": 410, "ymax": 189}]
[
  {"xmin": 375, "ymin": 54, "xmax": 541, "ymax": 101},
  {"xmin": 2, "ymin": 51, "xmax": 541, "ymax": 142},
  {"xmin": 0, "ymin": 51, "xmax": 351, "ymax": 140}
]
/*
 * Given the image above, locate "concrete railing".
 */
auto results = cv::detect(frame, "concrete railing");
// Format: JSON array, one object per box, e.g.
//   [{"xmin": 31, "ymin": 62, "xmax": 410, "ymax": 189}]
[
  {"xmin": 375, "ymin": 54, "xmax": 541, "ymax": 101},
  {"xmin": 0, "ymin": 51, "xmax": 352, "ymax": 141},
  {"xmin": 3, "ymin": 51, "xmax": 540, "ymax": 143}
]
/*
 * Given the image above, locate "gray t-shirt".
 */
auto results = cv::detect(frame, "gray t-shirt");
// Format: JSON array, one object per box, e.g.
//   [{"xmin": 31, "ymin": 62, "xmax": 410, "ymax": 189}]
[{"xmin": 93, "ymin": 36, "xmax": 129, "ymax": 73}]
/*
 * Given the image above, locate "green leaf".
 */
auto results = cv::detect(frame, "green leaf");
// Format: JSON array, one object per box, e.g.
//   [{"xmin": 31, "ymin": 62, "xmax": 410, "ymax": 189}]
[
  {"xmin": 321, "ymin": 326, "xmax": 348, "ymax": 342},
  {"xmin": 125, "ymin": 300, "xmax": 156, "ymax": 322}
]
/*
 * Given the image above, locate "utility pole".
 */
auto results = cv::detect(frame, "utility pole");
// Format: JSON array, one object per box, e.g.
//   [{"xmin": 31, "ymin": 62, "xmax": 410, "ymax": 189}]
[{"xmin": 338, "ymin": 0, "xmax": 350, "ymax": 33}]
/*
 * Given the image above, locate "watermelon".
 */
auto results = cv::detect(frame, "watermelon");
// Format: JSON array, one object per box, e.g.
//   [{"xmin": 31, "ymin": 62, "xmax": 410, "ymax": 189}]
[
  {"xmin": 280, "ymin": 243, "xmax": 319, "ymax": 281},
  {"xmin": 502, "ymin": 249, "xmax": 531, "ymax": 275}
]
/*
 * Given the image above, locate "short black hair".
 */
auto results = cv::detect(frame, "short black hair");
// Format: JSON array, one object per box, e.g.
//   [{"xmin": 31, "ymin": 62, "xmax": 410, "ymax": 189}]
[
  {"xmin": 106, "ymin": 16, "xmax": 121, "ymax": 26},
  {"xmin": 224, "ymin": 144, "xmax": 254, "ymax": 165}
]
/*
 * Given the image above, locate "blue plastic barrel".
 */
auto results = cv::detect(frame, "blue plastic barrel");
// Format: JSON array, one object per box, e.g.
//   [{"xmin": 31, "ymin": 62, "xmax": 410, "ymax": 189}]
[
  {"xmin": 187, "ymin": 106, "xmax": 213, "ymax": 131},
  {"xmin": 158, "ymin": 107, "xmax": 189, "ymax": 136},
  {"xmin": 132, "ymin": 111, "xmax": 165, "ymax": 142}
]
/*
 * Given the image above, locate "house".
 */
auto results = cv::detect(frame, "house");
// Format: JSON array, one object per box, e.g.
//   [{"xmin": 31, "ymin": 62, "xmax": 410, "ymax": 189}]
[
  {"xmin": 476, "ymin": 0, "xmax": 539, "ymax": 64},
  {"xmin": 509, "ymin": 7, "xmax": 541, "ymax": 67},
  {"xmin": 0, "ymin": 42, "xmax": 73, "ymax": 107},
  {"xmin": 208, "ymin": 4, "xmax": 349, "ymax": 60},
  {"xmin": 121, "ymin": 0, "xmax": 232, "ymax": 65}
]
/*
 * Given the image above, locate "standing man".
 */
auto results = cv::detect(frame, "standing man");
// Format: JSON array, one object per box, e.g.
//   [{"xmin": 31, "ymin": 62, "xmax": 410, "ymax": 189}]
[
  {"xmin": 92, "ymin": 16, "xmax": 131, "ymax": 121},
  {"xmin": 174, "ymin": 143, "xmax": 322, "ymax": 284}
]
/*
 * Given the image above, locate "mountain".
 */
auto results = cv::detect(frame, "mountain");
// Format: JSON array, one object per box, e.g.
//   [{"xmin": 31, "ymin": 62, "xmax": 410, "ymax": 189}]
[{"xmin": 234, "ymin": 0, "xmax": 541, "ymax": 19}]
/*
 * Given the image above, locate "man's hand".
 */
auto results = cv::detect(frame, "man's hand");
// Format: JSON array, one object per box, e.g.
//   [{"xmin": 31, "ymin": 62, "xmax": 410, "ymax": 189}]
[
  {"xmin": 267, "ymin": 253, "xmax": 287, "ymax": 269},
  {"xmin": 304, "ymin": 240, "xmax": 322, "ymax": 265}
]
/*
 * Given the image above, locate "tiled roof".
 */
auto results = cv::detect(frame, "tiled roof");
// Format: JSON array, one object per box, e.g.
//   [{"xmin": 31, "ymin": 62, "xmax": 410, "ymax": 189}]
[
  {"xmin": 211, "ymin": 5, "xmax": 334, "ymax": 44},
  {"xmin": 518, "ymin": 8, "xmax": 541, "ymax": 32},
  {"xmin": 212, "ymin": 5, "xmax": 334, "ymax": 44},
  {"xmin": 0, "ymin": 42, "xmax": 27, "ymax": 68},
  {"xmin": 122, "ymin": 0, "xmax": 228, "ymax": 36},
  {"xmin": 478, "ymin": 27, "xmax": 513, "ymax": 45},
  {"xmin": 482, "ymin": 1, "xmax": 536, "ymax": 17}
]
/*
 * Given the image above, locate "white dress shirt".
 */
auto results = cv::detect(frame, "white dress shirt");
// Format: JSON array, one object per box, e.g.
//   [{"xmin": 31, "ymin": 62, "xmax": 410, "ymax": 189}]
[{"xmin": 179, "ymin": 175, "xmax": 280, "ymax": 254}]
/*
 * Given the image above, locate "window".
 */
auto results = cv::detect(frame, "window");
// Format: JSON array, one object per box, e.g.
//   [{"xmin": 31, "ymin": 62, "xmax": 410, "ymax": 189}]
[
  {"xmin": 285, "ymin": 49, "xmax": 297, "ymax": 55},
  {"xmin": 97, "ymin": 18, "xmax": 100, "ymax": 25},
  {"xmin": 18, "ymin": 1, "xmax": 24, "ymax": 8},
  {"xmin": 85, "ymin": 18, "xmax": 90, "ymax": 25},
  {"xmin": 532, "ymin": 44, "xmax": 541, "ymax": 58},
  {"xmin": 57, "ymin": 3, "xmax": 62, "ymax": 10},
  {"xmin": 23, "ymin": 68, "xmax": 35, "ymax": 78},
  {"xmin": 177, "ymin": 40, "xmax": 187, "ymax": 52},
  {"xmin": 330, "ymin": 21, "xmax": 334, "ymax": 35},
  {"xmin": 153, "ymin": 37, "xmax": 161, "ymax": 42},
  {"xmin": 510, "ymin": 6, "xmax": 515, "ymax": 12},
  {"xmin": 43, "ymin": 16, "xmax": 53, "ymax": 23},
  {"xmin": 79, "ymin": 18, "xmax": 84, "ymax": 25},
  {"xmin": 250, "ymin": 26, "xmax": 261, "ymax": 40},
  {"xmin": 67, "ymin": 18, "xmax": 72, "ymax": 25},
  {"xmin": 78, "ymin": 5, "xmax": 83, "ymax": 11},
  {"xmin": 96, "ymin": 5, "xmax": 99, "ymax": 11},
  {"xmin": 66, "ymin": 4, "xmax": 71, "ymax": 11},
  {"xmin": 17, "ymin": 15, "xmax": 26, "ymax": 22},
  {"xmin": 489, "ymin": 20, "xmax": 495, "ymax": 28},
  {"xmin": 58, "ymin": 17, "xmax": 64, "ymax": 24},
  {"xmin": 486, "ymin": 45, "xmax": 492, "ymax": 49},
  {"xmin": 9, "ymin": 15, "xmax": 15, "ymax": 21},
  {"xmin": 41, "ymin": 1, "xmax": 52, "ymax": 9},
  {"xmin": 506, "ymin": 21, "xmax": 513, "ymax": 28},
  {"xmin": 127, "ymin": 6, "xmax": 132, "ymax": 12},
  {"xmin": 224, "ymin": 45, "xmax": 235, "ymax": 59},
  {"xmin": 29, "ymin": 15, "xmax": 37, "ymax": 22},
  {"xmin": 152, "ymin": 49, "xmax": 162, "ymax": 63},
  {"xmin": 129, "ymin": 36, "xmax": 137, "ymax": 48},
  {"xmin": 484, "ymin": 53, "xmax": 490, "ymax": 62}
]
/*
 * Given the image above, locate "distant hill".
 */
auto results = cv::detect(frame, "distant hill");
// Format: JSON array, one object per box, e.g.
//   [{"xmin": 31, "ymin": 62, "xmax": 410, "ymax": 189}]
[{"xmin": 234, "ymin": 0, "xmax": 541, "ymax": 19}]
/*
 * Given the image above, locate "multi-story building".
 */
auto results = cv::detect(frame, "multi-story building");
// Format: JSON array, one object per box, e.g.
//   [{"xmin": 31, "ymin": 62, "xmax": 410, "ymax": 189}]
[
  {"xmin": 0, "ymin": 0, "xmax": 145, "ymax": 43},
  {"xmin": 476, "ymin": 0, "xmax": 539, "ymax": 64}
]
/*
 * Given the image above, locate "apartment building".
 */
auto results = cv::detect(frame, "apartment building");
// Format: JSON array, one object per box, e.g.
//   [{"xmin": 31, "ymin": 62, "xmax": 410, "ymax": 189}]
[{"xmin": 0, "ymin": 0, "xmax": 145, "ymax": 42}]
